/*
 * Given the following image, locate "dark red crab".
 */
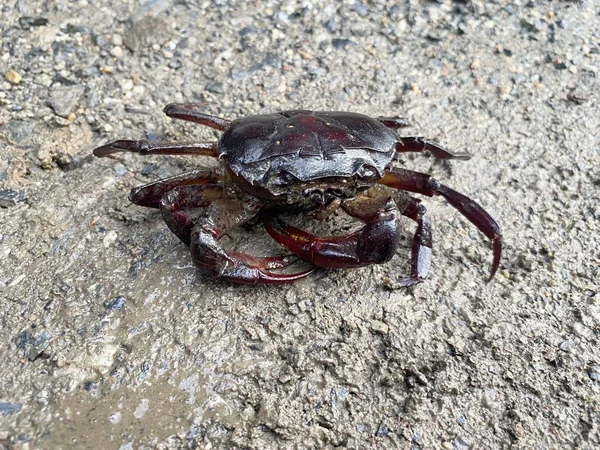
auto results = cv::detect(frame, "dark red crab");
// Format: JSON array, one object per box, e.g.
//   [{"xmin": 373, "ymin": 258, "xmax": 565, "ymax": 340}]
[{"xmin": 93, "ymin": 103, "xmax": 502, "ymax": 285}]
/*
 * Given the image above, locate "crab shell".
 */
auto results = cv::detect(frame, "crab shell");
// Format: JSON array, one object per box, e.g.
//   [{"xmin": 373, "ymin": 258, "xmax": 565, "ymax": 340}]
[{"xmin": 219, "ymin": 110, "xmax": 398, "ymax": 203}]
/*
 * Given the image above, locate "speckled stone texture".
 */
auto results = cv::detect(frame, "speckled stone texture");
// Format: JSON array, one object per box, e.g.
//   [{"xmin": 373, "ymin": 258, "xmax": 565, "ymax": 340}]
[{"xmin": 1, "ymin": 0, "xmax": 598, "ymax": 448}]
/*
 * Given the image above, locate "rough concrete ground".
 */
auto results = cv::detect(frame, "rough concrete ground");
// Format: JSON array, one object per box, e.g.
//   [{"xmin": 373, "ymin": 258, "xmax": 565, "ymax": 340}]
[{"xmin": 1, "ymin": 0, "xmax": 599, "ymax": 448}]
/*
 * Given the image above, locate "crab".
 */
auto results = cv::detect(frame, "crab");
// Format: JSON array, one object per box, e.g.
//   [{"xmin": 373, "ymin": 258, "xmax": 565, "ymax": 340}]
[{"xmin": 93, "ymin": 103, "xmax": 502, "ymax": 285}]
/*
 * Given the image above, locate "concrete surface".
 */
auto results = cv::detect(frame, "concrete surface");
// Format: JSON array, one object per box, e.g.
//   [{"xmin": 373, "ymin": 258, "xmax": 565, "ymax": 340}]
[{"xmin": 1, "ymin": 0, "xmax": 599, "ymax": 448}]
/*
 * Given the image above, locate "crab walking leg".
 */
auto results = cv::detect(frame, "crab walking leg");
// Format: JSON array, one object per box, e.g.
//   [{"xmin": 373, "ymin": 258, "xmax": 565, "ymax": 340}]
[
  {"xmin": 93, "ymin": 140, "xmax": 218, "ymax": 158},
  {"xmin": 393, "ymin": 194, "xmax": 433, "ymax": 287},
  {"xmin": 380, "ymin": 168, "xmax": 502, "ymax": 279},
  {"xmin": 377, "ymin": 116, "xmax": 411, "ymax": 129},
  {"xmin": 264, "ymin": 196, "xmax": 401, "ymax": 269},
  {"xmin": 163, "ymin": 103, "xmax": 230, "ymax": 131},
  {"xmin": 129, "ymin": 168, "xmax": 224, "ymax": 208},
  {"xmin": 395, "ymin": 137, "xmax": 471, "ymax": 160},
  {"xmin": 159, "ymin": 185, "xmax": 236, "ymax": 246},
  {"xmin": 160, "ymin": 186, "xmax": 315, "ymax": 283}
]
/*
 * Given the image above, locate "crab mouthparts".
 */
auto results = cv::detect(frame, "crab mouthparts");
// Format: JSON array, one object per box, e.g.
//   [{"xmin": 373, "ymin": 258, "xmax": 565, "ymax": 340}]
[{"xmin": 303, "ymin": 187, "xmax": 347, "ymax": 202}]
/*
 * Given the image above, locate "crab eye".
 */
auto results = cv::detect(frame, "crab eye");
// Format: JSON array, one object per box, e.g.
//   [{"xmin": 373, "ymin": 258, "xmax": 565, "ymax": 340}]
[
  {"xmin": 358, "ymin": 165, "xmax": 377, "ymax": 179},
  {"xmin": 271, "ymin": 171, "xmax": 296, "ymax": 186}
]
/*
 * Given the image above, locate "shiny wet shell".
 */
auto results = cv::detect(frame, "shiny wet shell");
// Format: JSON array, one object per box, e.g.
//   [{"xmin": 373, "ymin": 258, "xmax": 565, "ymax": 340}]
[{"xmin": 219, "ymin": 110, "xmax": 398, "ymax": 186}]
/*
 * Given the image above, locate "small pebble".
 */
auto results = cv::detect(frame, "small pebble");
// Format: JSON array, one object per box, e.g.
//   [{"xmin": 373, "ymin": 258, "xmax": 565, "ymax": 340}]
[
  {"xmin": 49, "ymin": 85, "xmax": 85, "ymax": 118},
  {"xmin": 370, "ymin": 320, "xmax": 389, "ymax": 335},
  {"xmin": 84, "ymin": 381, "xmax": 98, "ymax": 391},
  {"xmin": 205, "ymin": 81, "xmax": 224, "ymax": 94},
  {"xmin": 37, "ymin": 73, "xmax": 53, "ymax": 87},
  {"xmin": 497, "ymin": 85, "xmax": 511, "ymax": 96},
  {"xmin": 120, "ymin": 79, "xmax": 134, "ymax": 91},
  {"xmin": 103, "ymin": 230, "xmax": 118, "ymax": 247},
  {"xmin": 5, "ymin": 70, "xmax": 22, "ymax": 84},
  {"xmin": 0, "ymin": 402, "xmax": 23, "ymax": 416},
  {"xmin": 559, "ymin": 341, "xmax": 570, "ymax": 351},
  {"xmin": 0, "ymin": 189, "xmax": 26, "ymax": 208},
  {"xmin": 113, "ymin": 164, "xmax": 127, "ymax": 177},
  {"xmin": 278, "ymin": 371, "xmax": 292, "ymax": 384},
  {"xmin": 168, "ymin": 60, "xmax": 182, "ymax": 69},
  {"xmin": 375, "ymin": 422, "xmax": 389, "ymax": 437},
  {"xmin": 27, "ymin": 330, "xmax": 51, "ymax": 361},
  {"xmin": 104, "ymin": 295, "xmax": 126, "ymax": 311},
  {"xmin": 332, "ymin": 38, "xmax": 355, "ymax": 49},
  {"xmin": 412, "ymin": 432, "xmax": 423, "ymax": 444},
  {"xmin": 112, "ymin": 34, "xmax": 123, "ymax": 46},
  {"xmin": 453, "ymin": 435, "xmax": 470, "ymax": 450},
  {"xmin": 554, "ymin": 58, "xmax": 567, "ymax": 70},
  {"xmin": 355, "ymin": 423, "xmax": 370, "ymax": 433},
  {"xmin": 111, "ymin": 46, "xmax": 124, "ymax": 58}
]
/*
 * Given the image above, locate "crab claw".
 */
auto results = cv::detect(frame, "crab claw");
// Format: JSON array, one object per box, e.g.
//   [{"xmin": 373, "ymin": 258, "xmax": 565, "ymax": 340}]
[{"xmin": 214, "ymin": 265, "xmax": 317, "ymax": 285}]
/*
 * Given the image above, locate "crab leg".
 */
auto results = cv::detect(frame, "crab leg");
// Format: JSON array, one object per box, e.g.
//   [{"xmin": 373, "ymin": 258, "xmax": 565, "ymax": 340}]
[
  {"xmin": 93, "ymin": 140, "xmax": 219, "ymax": 158},
  {"xmin": 163, "ymin": 103, "xmax": 230, "ymax": 131},
  {"xmin": 393, "ymin": 194, "xmax": 433, "ymax": 287},
  {"xmin": 395, "ymin": 137, "xmax": 471, "ymax": 160},
  {"xmin": 158, "ymin": 185, "xmax": 222, "ymax": 245},
  {"xmin": 160, "ymin": 185, "xmax": 314, "ymax": 284},
  {"xmin": 128, "ymin": 168, "xmax": 224, "ymax": 208},
  {"xmin": 380, "ymin": 168, "xmax": 502, "ymax": 279},
  {"xmin": 264, "ymin": 195, "xmax": 401, "ymax": 269},
  {"xmin": 377, "ymin": 116, "xmax": 410, "ymax": 129}
]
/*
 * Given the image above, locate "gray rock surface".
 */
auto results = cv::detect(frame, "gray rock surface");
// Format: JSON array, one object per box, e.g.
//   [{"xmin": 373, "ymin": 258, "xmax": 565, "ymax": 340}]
[{"xmin": 1, "ymin": 0, "xmax": 598, "ymax": 448}]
